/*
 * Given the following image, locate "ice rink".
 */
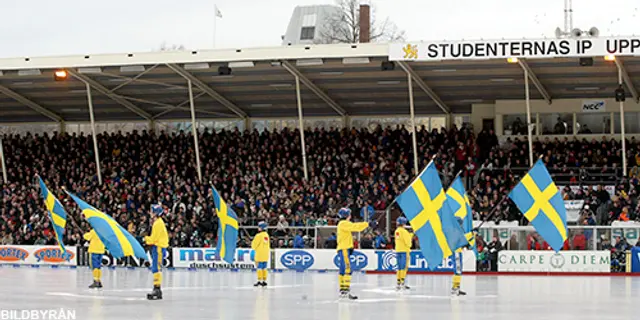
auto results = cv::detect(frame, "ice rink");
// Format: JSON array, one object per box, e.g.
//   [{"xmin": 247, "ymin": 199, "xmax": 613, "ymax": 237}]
[{"xmin": 0, "ymin": 266, "xmax": 637, "ymax": 320}]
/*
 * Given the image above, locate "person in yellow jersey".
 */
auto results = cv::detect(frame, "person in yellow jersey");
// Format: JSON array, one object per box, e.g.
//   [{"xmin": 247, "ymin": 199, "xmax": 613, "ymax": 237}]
[
  {"xmin": 451, "ymin": 217, "xmax": 467, "ymax": 296},
  {"xmin": 394, "ymin": 217, "xmax": 412, "ymax": 291},
  {"xmin": 336, "ymin": 207, "xmax": 370, "ymax": 300},
  {"xmin": 84, "ymin": 228, "xmax": 105, "ymax": 289},
  {"xmin": 252, "ymin": 221, "xmax": 270, "ymax": 287},
  {"xmin": 145, "ymin": 204, "xmax": 169, "ymax": 300}
]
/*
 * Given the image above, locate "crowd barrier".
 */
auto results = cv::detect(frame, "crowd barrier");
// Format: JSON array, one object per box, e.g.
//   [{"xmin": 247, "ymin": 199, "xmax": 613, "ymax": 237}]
[{"xmin": 0, "ymin": 245, "xmax": 633, "ymax": 275}]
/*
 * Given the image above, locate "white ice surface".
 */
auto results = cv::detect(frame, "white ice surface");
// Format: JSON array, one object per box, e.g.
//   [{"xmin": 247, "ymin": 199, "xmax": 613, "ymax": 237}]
[{"xmin": 0, "ymin": 266, "xmax": 635, "ymax": 320}]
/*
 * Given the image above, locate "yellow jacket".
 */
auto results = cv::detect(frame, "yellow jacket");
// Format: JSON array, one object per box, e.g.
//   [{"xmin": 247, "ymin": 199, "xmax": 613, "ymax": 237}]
[
  {"xmin": 83, "ymin": 230, "xmax": 105, "ymax": 254},
  {"xmin": 337, "ymin": 220, "xmax": 368, "ymax": 250},
  {"xmin": 394, "ymin": 227, "xmax": 413, "ymax": 253},
  {"xmin": 145, "ymin": 218, "xmax": 169, "ymax": 248},
  {"xmin": 251, "ymin": 231, "xmax": 270, "ymax": 262}
]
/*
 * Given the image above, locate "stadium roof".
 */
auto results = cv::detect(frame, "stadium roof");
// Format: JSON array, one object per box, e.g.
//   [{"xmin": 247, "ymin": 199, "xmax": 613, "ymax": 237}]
[{"xmin": 0, "ymin": 42, "xmax": 638, "ymax": 123}]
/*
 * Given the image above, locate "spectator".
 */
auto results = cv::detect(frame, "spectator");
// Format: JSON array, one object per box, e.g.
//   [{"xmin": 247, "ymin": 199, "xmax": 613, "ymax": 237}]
[
  {"xmin": 360, "ymin": 234, "xmax": 374, "ymax": 249},
  {"xmin": 293, "ymin": 230, "xmax": 305, "ymax": 249},
  {"xmin": 324, "ymin": 233, "xmax": 337, "ymax": 249},
  {"xmin": 374, "ymin": 230, "xmax": 387, "ymax": 249},
  {"xmin": 486, "ymin": 236, "xmax": 503, "ymax": 272}
]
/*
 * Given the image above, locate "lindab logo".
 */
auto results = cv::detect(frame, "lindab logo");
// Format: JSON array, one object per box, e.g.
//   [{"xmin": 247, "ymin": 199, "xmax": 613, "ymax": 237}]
[
  {"xmin": 34, "ymin": 248, "xmax": 74, "ymax": 263},
  {"xmin": 0, "ymin": 246, "xmax": 29, "ymax": 262}
]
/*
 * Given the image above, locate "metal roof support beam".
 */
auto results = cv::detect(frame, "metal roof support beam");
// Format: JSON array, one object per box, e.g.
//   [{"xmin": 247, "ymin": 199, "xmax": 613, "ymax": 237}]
[
  {"xmin": 281, "ymin": 61, "xmax": 347, "ymax": 117},
  {"xmin": 397, "ymin": 61, "xmax": 450, "ymax": 114},
  {"xmin": 0, "ymin": 85, "xmax": 63, "ymax": 122},
  {"xmin": 151, "ymin": 92, "xmax": 209, "ymax": 120},
  {"xmin": 109, "ymin": 64, "xmax": 159, "ymax": 93},
  {"xmin": 68, "ymin": 69, "xmax": 152, "ymax": 120},
  {"xmin": 615, "ymin": 58, "xmax": 640, "ymax": 103},
  {"xmin": 518, "ymin": 59, "xmax": 552, "ymax": 105},
  {"xmin": 165, "ymin": 63, "xmax": 247, "ymax": 119}
]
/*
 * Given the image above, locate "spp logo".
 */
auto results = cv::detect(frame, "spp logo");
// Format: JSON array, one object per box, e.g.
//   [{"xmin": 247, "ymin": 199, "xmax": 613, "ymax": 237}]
[
  {"xmin": 281, "ymin": 250, "xmax": 314, "ymax": 271},
  {"xmin": 333, "ymin": 251, "xmax": 368, "ymax": 271},
  {"xmin": 34, "ymin": 248, "xmax": 74, "ymax": 263},
  {"xmin": 0, "ymin": 246, "xmax": 29, "ymax": 262}
]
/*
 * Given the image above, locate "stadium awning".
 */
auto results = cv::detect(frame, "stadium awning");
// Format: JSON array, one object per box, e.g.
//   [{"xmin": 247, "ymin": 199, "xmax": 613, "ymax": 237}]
[{"xmin": 0, "ymin": 42, "xmax": 638, "ymax": 123}]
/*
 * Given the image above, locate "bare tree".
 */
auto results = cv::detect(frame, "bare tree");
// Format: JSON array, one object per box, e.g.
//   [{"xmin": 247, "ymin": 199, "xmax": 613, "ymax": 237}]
[{"xmin": 318, "ymin": 0, "xmax": 405, "ymax": 44}]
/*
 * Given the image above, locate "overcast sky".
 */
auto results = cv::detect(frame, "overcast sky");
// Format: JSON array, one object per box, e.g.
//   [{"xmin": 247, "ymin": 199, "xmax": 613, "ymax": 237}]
[{"xmin": 1, "ymin": 0, "xmax": 639, "ymax": 58}]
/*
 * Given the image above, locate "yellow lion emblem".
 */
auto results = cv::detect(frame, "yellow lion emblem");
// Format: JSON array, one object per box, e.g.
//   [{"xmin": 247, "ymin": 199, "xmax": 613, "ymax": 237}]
[{"xmin": 403, "ymin": 44, "xmax": 418, "ymax": 59}]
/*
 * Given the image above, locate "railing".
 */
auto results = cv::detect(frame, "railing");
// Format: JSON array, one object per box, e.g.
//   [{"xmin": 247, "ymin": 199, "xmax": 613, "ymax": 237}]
[
  {"xmin": 475, "ymin": 225, "xmax": 636, "ymax": 251},
  {"xmin": 470, "ymin": 166, "xmax": 621, "ymax": 188}
]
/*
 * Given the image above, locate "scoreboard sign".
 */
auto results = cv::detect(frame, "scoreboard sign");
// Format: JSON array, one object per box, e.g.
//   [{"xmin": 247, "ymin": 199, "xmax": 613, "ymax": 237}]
[{"xmin": 390, "ymin": 37, "xmax": 640, "ymax": 61}]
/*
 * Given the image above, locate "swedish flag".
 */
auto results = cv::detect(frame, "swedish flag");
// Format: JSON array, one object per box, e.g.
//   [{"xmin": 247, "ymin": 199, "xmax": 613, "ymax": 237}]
[
  {"xmin": 212, "ymin": 187, "xmax": 239, "ymax": 265},
  {"xmin": 65, "ymin": 191, "xmax": 147, "ymax": 260},
  {"xmin": 38, "ymin": 177, "xmax": 68, "ymax": 255},
  {"xmin": 509, "ymin": 159, "xmax": 568, "ymax": 252},
  {"xmin": 396, "ymin": 162, "xmax": 468, "ymax": 270},
  {"xmin": 446, "ymin": 176, "xmax": 476, "ymax": 254}
]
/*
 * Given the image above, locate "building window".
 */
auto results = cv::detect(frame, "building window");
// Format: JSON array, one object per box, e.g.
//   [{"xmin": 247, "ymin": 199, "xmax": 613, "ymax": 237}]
[{"xmin": 300, "ymin": 27, "xmax": 315, "ymax": 40}]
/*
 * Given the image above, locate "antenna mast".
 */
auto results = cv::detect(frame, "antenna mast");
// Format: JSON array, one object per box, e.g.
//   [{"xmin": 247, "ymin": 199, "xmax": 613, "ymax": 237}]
[{"xmin": 564, "ymin": 0, "xmax": 574, "ymax": 33}]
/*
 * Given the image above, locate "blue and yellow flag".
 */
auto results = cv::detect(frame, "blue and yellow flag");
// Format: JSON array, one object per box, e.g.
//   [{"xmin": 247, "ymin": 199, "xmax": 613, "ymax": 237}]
[
  {"xmin": 38, "ymin": 177, "xmax": 68, "ymax": 255},
  {"xmin": 396, "ymin": 162, "xmax": 468, "ymax": 270},
  {"xmin": 212, "ymin": 187, "xmax": 239, "ymax": 265},
  {"xmin": 446, "ymin": 176, "xmax": 476, "ymax": 255},
  {"xmin": 65, "ymin": 191, "xmax": 147, "ymax": 260},
  {"xmin": 509, "ymin": 159, "xmax": 568, "ymax": 252}
]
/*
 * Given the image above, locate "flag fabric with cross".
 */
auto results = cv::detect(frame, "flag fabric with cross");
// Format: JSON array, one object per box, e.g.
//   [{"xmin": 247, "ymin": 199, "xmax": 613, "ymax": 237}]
[
  {"xmin": 446, "ymin": 176, "xmax": 476, "ymax": 255},
  {"xmin": 65, "ymin": 191, "xmax": 147, "ymax": 260},
  {"xmin": 396, "ymin": 162, "xmax": 468, "ymax": 270},
  {"xmin": 509, "ymin": 159, "xmax": 568, "ymax": 252},
  {"xmin": 212, "ymin": 186, "xmax": 239, "ymax": 264},
  {"xmin": 38, "ymin": 176, "xmax": 68, "ymax": 256}
]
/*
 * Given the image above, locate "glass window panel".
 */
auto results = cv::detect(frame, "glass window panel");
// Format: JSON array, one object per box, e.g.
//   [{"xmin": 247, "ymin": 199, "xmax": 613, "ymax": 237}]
[
  {"xmin": 576, "ymin": 113, "xmax": 610, "ymax": 134},
  {"xmin": 430, "ymin": 117, "xmax": 446, "ymax": 132},
  {"xmin": 539, "ymin": 113, "xmax": 573, "ymax": 135},
  {"xmin": 502, "ymin": 114, "xmax": 527, "ymax": 135},
  {"xmin": 614, "ymin": 112, "xmax": 640, "ymax": 134}
]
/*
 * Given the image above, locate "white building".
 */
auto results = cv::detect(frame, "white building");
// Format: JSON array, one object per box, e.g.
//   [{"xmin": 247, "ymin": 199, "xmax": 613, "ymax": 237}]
[{"xmin": 281, "ymin": 5, "xmax": 342, "ymax": 46}]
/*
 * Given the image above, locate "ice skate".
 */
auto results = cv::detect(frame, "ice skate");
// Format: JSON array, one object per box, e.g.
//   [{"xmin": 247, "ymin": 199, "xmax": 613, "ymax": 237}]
[
  {"xmin": 340, "ymin": 290, "xmax": 358, "ymax": 300},
  {"xmin": 88, "ymin": 281, "xmax": 102, "ymax": 289},
  {"xmin": 451, "ymin": 287, "xmax": 466, "ymax": 296},
  {"xmin": 254, "ymin": 281, "xmax": 262, "ymax": 287},
  {"xmin": 261, "ymin": 281, "xmax": 267, "ymax": 287},
  {"xmin": 396, "ymin": 280, "xmax": 410, "ymax": 291},
  {"xmin": 147, "ymin": 286, "xmax": 163, "ymax": 300}
]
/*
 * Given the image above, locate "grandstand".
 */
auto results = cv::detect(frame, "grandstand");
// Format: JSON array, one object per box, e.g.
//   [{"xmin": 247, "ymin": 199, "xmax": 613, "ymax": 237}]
[
  {"xmin": 2, "ymin": 39, "xmax": 640, "ymax": 236},
  {"xmin": 2, "ymin": 36, "xmax": 640, "ymax": 319}
]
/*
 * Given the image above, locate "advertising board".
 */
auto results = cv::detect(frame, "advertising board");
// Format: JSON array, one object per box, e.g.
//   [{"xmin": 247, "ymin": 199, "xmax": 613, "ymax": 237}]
[
  {"xmin": 498, "ymin": 251, "xmax": 610, "ymax": 272},
  {"xmin": 274, "ymin": 249, "xmax": 476, "ymax": 272},
  {"xmin": 76, "ymin": 246, "xmax": 173, "ymax": 268},
  {"xmin": 0, "ymin": 245, "xmax": 77, "ymax": 266},
  {"xmin": 172, "ymin": 247, "xmax": 268, "ymax": 269}
]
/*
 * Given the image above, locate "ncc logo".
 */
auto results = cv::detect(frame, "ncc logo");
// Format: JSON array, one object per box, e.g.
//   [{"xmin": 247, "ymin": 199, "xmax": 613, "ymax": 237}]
[
  {"xmin": 281, "ymin": 250, "xmax": 314, "ymax": 271},
  {"xmin": 333, "ymin": 251, "xmax": 368, "ymax": 271}
]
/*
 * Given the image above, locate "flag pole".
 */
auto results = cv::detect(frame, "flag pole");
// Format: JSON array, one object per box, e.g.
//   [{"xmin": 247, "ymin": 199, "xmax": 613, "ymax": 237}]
[
  {"xmin": 213, "ymin": 4, "xmax": 220, "ymax": 48},
  {"xmin": 57, "ymin": 185, "xmax": 83, "ymax": 230},
  {"xmin": 474, "ymin": 155, "xmax": 544, "ymax": 230},
  {"xmin": 35, "ymin": 175, "xmax": 82, "ymax": 233},
  {"xmin": 385, "ymin": 154, "xmax": 437, "ymax": 237}
]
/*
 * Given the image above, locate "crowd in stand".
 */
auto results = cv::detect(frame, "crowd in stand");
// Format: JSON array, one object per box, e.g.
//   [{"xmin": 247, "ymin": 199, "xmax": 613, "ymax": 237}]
[{"xmin": 2, "ymin": 124, "xmax": 640, "ymax": 251}]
